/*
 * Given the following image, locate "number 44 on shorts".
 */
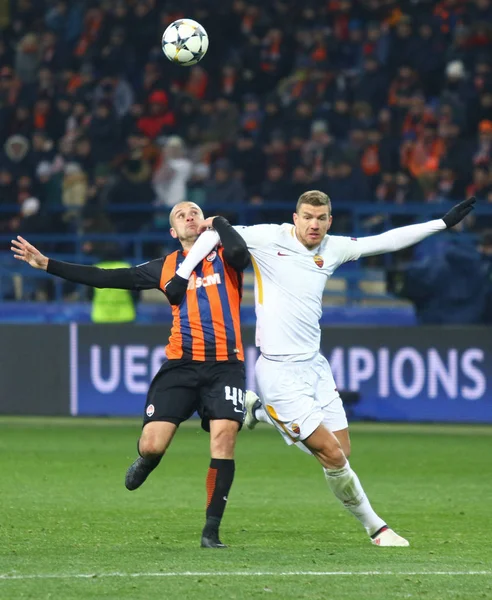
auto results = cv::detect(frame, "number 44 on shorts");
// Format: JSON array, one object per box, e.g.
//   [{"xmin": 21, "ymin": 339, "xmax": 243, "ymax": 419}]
[{"xmin": 225, "ymin": 386, "xmax": 245, "ymax": 414}]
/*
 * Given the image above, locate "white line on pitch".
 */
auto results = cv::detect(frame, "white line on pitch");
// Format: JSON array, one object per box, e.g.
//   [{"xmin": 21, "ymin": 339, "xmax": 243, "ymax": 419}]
[{"xmin": 0, "ymin": 571, "xmax": 491, "ymax": 581}]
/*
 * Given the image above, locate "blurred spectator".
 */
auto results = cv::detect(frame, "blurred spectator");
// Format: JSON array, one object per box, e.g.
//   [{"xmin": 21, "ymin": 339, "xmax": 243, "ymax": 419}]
[
  {"xmin": 93, "ymin": 75, "xmax": 134, "ymax": 119},
  {"xmin": 31, "ymin": 130, "xmax": 56, "ymax": 165},
  {"xmin": 327, "ymin": 97, "xmax": 352, "ymax": 140},
  {"xmin": 387, "ymin": 234, "xmax": 492, "ymax": 325},
  {"xmin": 9, "ymin": 104, "xmax": 32, "ymax": 137},
  {"xmin": 290, "ymin": 165, "xmax": 312, "ymax": 201},
  {"xmin": 88, "ymin": 101, "xmax": 120, "ymax": 164},
  {"xmin": 303, "ymin": 120, "xmax": 336, "ymax": 179},
  {"xmin": 466, "ymin": 165, "xmax": 492, "ymax": 201},
  {"xmin": 0, "ymin": 167, "xmax": 17, "ymax": 216},
  {"xmin": 204, "ymin": 96, "xmax": 239, "ymax": 144},
  {"xmin": 412, "ymin": 23, "xmax": 446, "ymax": 98},
  {"xmin": 205, "ymin": 159, "xmax": 246, "ymax": 205},
  {"xmin": 153, "ymin": 135, "xmax": 192, "ymax": 208},
  {"xmin": 360, "ymin": 128, "xmax": 383, "ymax": 193},
  {"xmin": 1, "ymin": 133, "xmax": 31, "ymax": 176},
  {"xmin": 137, "ymin": 90, "xmax": 175, "ymax": 140},
  {"xmin": 472, "ymin": 119, "xmax": 492, "ymax": 168},
  {"xmin": 352, "ymin": 56, "xmax": 388, "ymax": 112},
  {"xmin": 255, "ymin": 164, "xmax": 290, "ymax": 204},
  {"xmin": 184, "ymin": 66, "xmax": 208, "ymax": 101},
  {"xmin": 62, "ymin": 162, "xmax": 88, "ymax": 214},
  {"xmin": 402, "ymin": 123, "xmax": 444, "ymax": 186},
  {"xmin": 108, "ymin": 148, "xmax": 154, "ymax": 231},
  {"xmin": 73, "ymin": 136, "xmax": 96, "ymax": 180},
  {"xmin": 239, "ymin": 94, "xmax": 262, "ymax": 140},
  {"xmin": 320, "ymin": 159, "xmax": 370, "ymax": 202},
  {"xmin": 97, "ymin": 27, "xmax": 135, "ymax": 78},
  {"xmin": 15, "ymin": 33, "xmax": 40, "ymax": 84},
  {"xmin": 230, "ymin": 131, "xmax": 265, "ymax": 194},
  {"xmin": 435, "ymin": 165, "xmax": 466, "ymax": 202},
  {"xmin": 388, "ymin": 15, "xmax": 419, "ymax": 75}
]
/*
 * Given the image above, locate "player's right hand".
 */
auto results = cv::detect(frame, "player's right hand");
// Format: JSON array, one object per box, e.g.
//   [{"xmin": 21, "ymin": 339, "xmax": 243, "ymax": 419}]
[
  {"xmin": 11, "ymin": 236, "xmax": 49, "ymax": 270},
  {"xmin": 196, "ymin": 216, "xmax": 218, "ymax": 233}
]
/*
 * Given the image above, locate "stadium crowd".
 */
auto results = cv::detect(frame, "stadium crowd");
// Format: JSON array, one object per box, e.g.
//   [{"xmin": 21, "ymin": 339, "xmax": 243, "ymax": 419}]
[{"xmin": 0, "ymin": 0, "xmax": 491, "ymax": 239}]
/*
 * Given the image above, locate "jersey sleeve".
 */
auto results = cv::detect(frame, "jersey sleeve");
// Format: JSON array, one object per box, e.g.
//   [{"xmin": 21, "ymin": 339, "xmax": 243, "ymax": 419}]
[
  {"xmin": 131, "ymin": 258, "xmax": 165, "ymax": 290},
  {"xmin": 233, "ymin": 224, "xmax": 281, "ymax": 249},
  {"xmin": 330, "ymin": 220, "xmax": 446, "ymax": 265}
]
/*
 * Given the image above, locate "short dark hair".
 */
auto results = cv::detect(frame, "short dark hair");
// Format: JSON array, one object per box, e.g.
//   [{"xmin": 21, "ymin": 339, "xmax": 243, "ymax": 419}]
[{"xmin": 296, "ymin": 190, "xmax": 332, "ymax": 215}]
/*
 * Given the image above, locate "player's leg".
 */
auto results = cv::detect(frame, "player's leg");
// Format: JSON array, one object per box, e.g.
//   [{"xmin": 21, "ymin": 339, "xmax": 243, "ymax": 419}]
[
  {"xmin": 255, "ymin": 354, "xmax": 329, "ymax": 446},
  {"xmin": 302, "ymin": 424, "xmax": 408, "ymax": 546},
  {"xmin": 313, "ymin": 354, "xmax": 408, "ymax": 546},
  {"xmin": 198, "ymin": 362, "xmax": 245, "ymax": 548},
  {"xmin": 201, "ymin": 418, "xmax": 240, "ymax": 548},
  {"xmin": 125, "ymin": 362, "xmax": 198, "ymax": 491},
  {"xmin": 333, "ymin": 427, "xmax": 351, "ymax": 458},
  {"xmin": 125, "ymin": 421, "xmax": 178, "ymax": 491}
]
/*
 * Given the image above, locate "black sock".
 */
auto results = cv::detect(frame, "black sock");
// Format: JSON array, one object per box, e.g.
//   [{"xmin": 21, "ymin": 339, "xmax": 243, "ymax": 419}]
[{"xmin": 204, "ymin": 458, "xmax": 235, "ymax": 533}]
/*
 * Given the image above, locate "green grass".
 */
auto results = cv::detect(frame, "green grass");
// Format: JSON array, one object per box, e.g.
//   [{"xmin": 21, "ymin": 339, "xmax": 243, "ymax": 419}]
[{"xmin": 0, "ymin": 419, "xmax": 491, "ymax": 599}]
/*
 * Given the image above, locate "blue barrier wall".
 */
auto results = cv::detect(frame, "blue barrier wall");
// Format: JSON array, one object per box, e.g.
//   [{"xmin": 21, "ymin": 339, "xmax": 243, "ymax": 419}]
[
  {"xmin": 68, "ymin": 324, "xmax": 491, "ymax": 424},
  {"xmin": 1, "ymin": 323, "xmax": 489, "ymax": 422}
]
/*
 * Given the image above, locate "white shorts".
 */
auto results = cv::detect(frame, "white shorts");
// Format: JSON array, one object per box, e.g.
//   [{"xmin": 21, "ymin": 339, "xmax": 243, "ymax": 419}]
[{"xmin": 255, "ymin": 352, "xmax": 348, "ymax": 452}]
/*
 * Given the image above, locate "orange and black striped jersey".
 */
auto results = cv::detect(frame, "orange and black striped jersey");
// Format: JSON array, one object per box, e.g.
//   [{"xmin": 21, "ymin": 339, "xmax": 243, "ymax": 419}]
[
  {"xmin": 126, "ymin": 247, "xmax": 244, "ymax": 362},
  {"xmin": 160, "ymin": 247, "xmax": 243, "ymax": 361}
]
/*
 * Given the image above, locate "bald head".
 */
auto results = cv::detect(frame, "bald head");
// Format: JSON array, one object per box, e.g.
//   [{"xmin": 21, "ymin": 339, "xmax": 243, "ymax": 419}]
[{"xmin": 169, "ymin": 201, "xmax": 204, "ymax": 228}]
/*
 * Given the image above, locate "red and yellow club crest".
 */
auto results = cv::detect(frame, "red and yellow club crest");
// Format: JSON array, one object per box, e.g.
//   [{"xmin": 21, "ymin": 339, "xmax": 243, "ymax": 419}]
[
  {"xmin": 291, "ymin": 423, "xmax": 301, "ymax": 435},
  {"xmin": 313, "ymin": 254, "xmax": 324, "ymax": 268}
]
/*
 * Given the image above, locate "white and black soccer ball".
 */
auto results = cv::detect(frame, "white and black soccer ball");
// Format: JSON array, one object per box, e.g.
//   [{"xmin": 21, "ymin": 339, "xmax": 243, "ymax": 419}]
[{"xmin": 161, "ymin": 19, "xmax": 209, "ymax": 67}]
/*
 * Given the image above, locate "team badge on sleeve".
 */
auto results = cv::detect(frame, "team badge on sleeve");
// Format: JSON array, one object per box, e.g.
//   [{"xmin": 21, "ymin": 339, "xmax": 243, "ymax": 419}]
[{"xmin": 313, "ymin": 254, "xmax": 324, "ymax": 268}]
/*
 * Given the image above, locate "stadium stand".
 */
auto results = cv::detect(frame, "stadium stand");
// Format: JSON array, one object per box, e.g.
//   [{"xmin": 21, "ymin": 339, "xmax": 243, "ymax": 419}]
[{"xmin": 0, "ymin": 0, "xmax": 491, "ymax": 316}]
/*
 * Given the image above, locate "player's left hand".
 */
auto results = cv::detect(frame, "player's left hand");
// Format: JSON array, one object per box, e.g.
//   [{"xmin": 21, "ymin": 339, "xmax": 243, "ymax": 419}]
[
  {"xmin": 196, "ymin": 216, "xmax": 218, "ymax": 233},
  {"xmin": 442, "ymin": 197, "xmax": 476, "ymax": 228}
]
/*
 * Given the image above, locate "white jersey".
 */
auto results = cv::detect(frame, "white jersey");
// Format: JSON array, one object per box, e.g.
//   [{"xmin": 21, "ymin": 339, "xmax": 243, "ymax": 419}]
[{"xmin": 234, "ymin": 220, "xmax": 445, "ymax": 356}]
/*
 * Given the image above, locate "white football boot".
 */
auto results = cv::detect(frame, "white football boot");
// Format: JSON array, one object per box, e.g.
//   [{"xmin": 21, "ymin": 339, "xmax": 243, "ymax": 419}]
[
  {"xmin": 371, "ymin": 526, "xmax": 410, "ymax": 547},
  {"xmin": 244, "ymin": 390, "xmax": 261, "ymax": 430}
]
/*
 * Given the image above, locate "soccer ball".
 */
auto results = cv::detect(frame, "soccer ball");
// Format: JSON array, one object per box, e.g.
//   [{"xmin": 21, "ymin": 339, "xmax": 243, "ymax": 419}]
[{"xmin": 161, "ymin": 19, "xmax": 209, "ymax": 67}]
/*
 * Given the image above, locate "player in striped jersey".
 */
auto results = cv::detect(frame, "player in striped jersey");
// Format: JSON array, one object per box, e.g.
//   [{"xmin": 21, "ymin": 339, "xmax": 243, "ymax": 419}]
[{"xmin": 11, "ymin": 201, "xmax": 249, "ymax": 549}]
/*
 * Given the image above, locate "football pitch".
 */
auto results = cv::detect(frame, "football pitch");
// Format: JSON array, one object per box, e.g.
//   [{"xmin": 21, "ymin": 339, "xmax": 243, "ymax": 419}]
[{"xmin": 0, "ymin": 418, "xmax": 491, "ymax": 599}]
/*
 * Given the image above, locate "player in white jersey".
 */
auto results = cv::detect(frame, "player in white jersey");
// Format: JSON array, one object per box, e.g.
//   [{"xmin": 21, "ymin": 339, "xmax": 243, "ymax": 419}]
[{"xmin": 173, "ymin": 191, "xmax": 476, "ymax": 547}]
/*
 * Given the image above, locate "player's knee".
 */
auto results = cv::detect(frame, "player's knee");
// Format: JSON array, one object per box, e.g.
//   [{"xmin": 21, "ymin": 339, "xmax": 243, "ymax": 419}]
[
  {"xmin": 138, "ymin": 436, "xmax": 166, "ymax": 457},
  {"xmin": 317, "ymin": 445, "xmax": 346, "ymax": 470},
  {"xmin": 210, "ymin": 421, "xmax": 239, "ymax": 458}
]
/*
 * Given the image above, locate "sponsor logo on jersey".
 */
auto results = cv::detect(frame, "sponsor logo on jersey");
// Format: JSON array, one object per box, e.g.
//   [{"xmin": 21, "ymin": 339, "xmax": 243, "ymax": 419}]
[
  {"xmin": 187, "ymin": 272, "xmax": 222, "ymax": 290},
  {"xmin": 206, "ymin": 250, "xmax": 217, "ymax": 262},
  {"xmin": 351, "ymin": 237, "xmax": 358, "ymax": 241},
  {"xmin": 313, "ymin": 254, "xmax": 324, "ymax": 268},
  {"xmin": 291, "ymin": 423, "xmax": 301, "ymax": 435},
  {"xmin": 277, "ymin": 251, "xmax": 290, "ymax": 256},
  {"xmin": 146, "ymin": 404, "xmax": 155, "ymax": 417}
]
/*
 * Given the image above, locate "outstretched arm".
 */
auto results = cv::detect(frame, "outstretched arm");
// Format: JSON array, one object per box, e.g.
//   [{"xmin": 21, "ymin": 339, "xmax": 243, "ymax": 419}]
[
  {"xmin": 11, "ymin": 236, "xmax": 160, "ymax": 290},
  {"xmin": 339, "ymin": 198, "xmax": 476, "ymax": 262},
  {"xmin": 356, "ymin": 220, "xmax": 446, "ymax": 258}
]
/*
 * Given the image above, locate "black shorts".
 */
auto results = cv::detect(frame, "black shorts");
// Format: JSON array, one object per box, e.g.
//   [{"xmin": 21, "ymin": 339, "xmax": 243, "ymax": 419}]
[{"xmin": 143, "ymin": 359, "xmax": 246, "ymax": 432}]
